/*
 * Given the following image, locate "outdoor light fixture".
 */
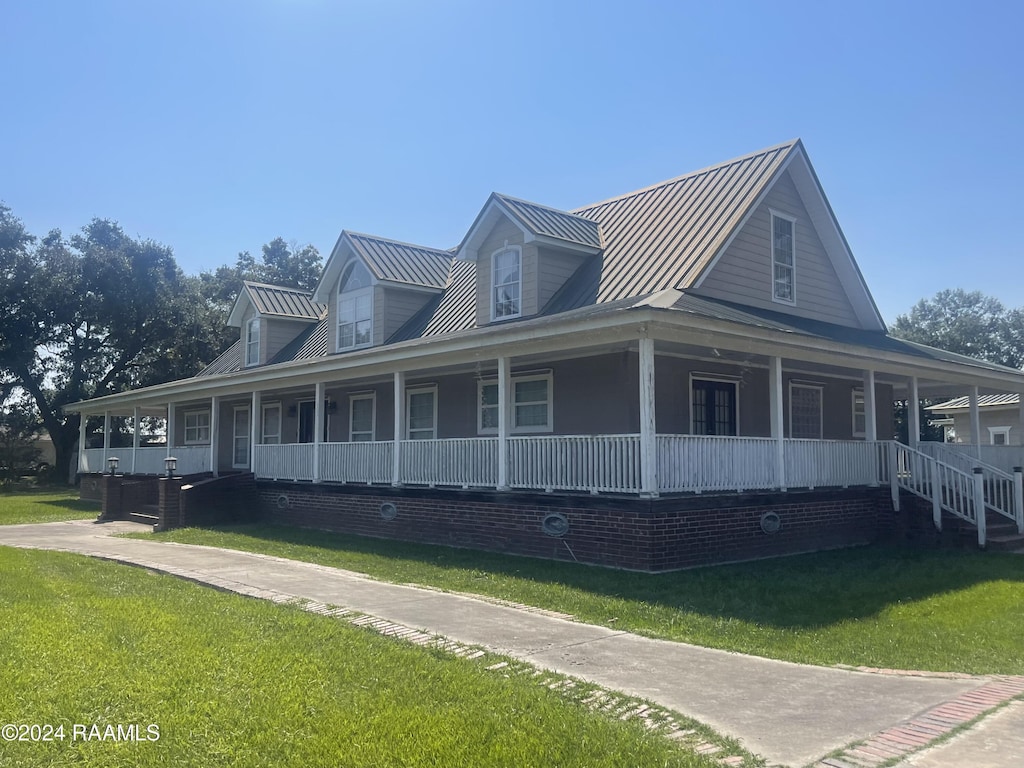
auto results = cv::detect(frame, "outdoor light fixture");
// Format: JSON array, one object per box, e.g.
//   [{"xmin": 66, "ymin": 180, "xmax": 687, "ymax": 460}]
[
  {"xmin": 164, "ymin": 456, "xmax": 178, "ymax": 478},
  {"xmin": 107, "ymin": 456, "xmax": 119, "ymax": 475}
]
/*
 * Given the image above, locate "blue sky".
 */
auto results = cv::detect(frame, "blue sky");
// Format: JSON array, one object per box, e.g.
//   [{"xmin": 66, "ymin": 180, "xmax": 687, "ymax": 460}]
[{"xmin": 3, "ymin": 0, "xmax": 1021, "ymax": 324}]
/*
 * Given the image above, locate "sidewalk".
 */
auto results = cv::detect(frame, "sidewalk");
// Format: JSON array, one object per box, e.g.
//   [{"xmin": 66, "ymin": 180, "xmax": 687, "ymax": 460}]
[{"xmin": 1, "ymin": 519, "xmax": 1021, "ymax": 767}]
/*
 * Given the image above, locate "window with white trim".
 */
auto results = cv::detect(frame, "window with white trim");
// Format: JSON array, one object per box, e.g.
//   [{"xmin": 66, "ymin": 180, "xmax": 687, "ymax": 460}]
[
  {"xmin": 183, "ymin": 410, "xmax": 211, "ymax": 444},
  {"xmin": 262, "ymin": 403, "xmax": 282, "ymax": 445},
  {"xmin": 477, "ymin": 373, "xmax": 553, "ymax": 434},
  {"xmin": 771, "ymin": 211, "xmax": 796, "ymax": 304},
  {"xmin": 350, "ymin": 394, "xmax": 375, "ymax": 442},
  {"xmin": 407, "ymin": 386, "xmax": 437, "ymax": 440},
  {"xmin": 491, "ymin": 245, "xmax": 522, "ymax": 320},
  {"xmin": 337, "ymin": 261, "xmax": 373, "ymax": 351},
  {"xmin": 989, "ymin": 426, "xmax": 1011, "ymax": 446},
  {"xmin": 852, "ymin": 388, "xmax": 866, "ymax": 438},
  {"xmin": 790, "ymin": 383, "xmax": 823, "ymax": 439},
  {"xmin": 245, "ymin": 317, "xmax": 260, "ymax": 366}
]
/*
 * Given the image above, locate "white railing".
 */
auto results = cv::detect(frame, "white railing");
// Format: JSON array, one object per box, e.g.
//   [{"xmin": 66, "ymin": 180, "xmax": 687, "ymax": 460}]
[
  {"xmin": 929, "ymin": 444, "xmax": 1024, "ymax": 475},
  {"xmin": 400, "ymin": 438, "xmax": 498, "ymax": 487},
  {"xmin": 509, "ymin": 434, "xmax": 640, "ymax": 493},
  {"xmin": 321, "ymin": 441, "xmax": 393, "ymax": 484},
  {"xmin": 80, "ymin": 448, "xmax": 106, "ymax": 473},
  {"xmin": 254, "ymin": 443, "xmax": 315, "ymax": 481},
  {"xmin": 80, "ymin": 445, "xmax": 209, "ymax": 475},
  {"xmin": 892, "ymin": 442, "xmax": 982, "ymax": 542},
  {"xmin": 658, "ymin": 435, "xmax": 776, "ymax": 493},
  {"xmin": 919, "ymin": 442, "xmax": 1019, "ymax": 527},
  {"xmin": 784, "ymin": 439, "xmax": 888, "ymax": 489},
  {"xmin": 169, "ymin": 446, "xmax": 212, "ymax": 476}
]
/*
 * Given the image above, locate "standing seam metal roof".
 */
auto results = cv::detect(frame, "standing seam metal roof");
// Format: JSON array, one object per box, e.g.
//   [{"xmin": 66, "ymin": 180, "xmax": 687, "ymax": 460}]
[
  {"xmin": 244, "ymin": 282, "xmax": 324, "ymax": 320},
  {"xmin": 346, "ymin": 232, "xmax": 453, "ymax": 289},
  {"xmin": 927, "ymin": 393, "xmax": 1022, "ymax": 411},
  {"xmin": 494, "ymin": 194, "xmax": 602, "ymax": 250}
]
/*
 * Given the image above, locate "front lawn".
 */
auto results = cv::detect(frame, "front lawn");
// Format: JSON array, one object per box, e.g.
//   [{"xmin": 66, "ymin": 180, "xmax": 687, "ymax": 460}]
[
  {"xmin": 0, "ymin": 488, "xmax": 95, "ymax": 525},
  {"xmin": 142, "ymin": 524, "xmax": 1024, "ymax": 675},
  {"xmin": 0, "ymin": 547, "xmax": 740, "ymax": 768}
]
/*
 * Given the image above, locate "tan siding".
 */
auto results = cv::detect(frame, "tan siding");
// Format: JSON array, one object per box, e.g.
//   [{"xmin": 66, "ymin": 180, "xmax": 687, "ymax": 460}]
[
  {"xmin": 475, "ymin": 218, "xmax": 526, "ymax": 325},
  {"xmin": 326, "ymin": 284, "xmax": 337, "ymax": 352},
  {"xmin": 537, "ymin": 247, "xmax": 586, "ymax": 312},
  {"xmin": 381, "ymin": 286, "xmax": 431, "ymax": 342},
  {"xmin": 372, "ymin": 285, "xmax": 386, "ymax": 347},
  {"xmin": 693, "ymin": 170, "xmax": 861, "ymax": 327},
  {"xmin": 264, "ymin": 319, "xmax": 304, "ymax": 362}
]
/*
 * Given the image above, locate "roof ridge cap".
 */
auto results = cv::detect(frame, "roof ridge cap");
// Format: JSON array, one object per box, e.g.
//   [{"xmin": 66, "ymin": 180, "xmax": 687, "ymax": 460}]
[
  {"xmin": 494, "ymin": 192, "xmax": 600, "ymax": 224},
  {"xmin": 344, "ymin": 230, "xmax": 453, "ymax": 258},
  {"xmin": 572, "ymin": 139, "xmax": 800, "ymax": 213}
]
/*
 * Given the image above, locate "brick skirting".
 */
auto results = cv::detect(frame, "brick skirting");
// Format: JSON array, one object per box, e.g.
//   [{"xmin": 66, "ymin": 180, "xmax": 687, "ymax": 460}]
[{"xmin": 258, "ymin": 483, "xmax": 895, "ymax": 571}]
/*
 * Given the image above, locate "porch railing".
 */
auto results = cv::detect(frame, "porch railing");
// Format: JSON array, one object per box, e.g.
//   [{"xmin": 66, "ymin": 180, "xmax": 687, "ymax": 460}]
[
  {"xmin": 322, "ymin": 441, "xmax": 392, "ymax": 485},
  {"xmin": 400, "ymin": 438, "xmax": 498, "ymax": 487},
  {"xmin": 892, "ymin": 442, "xmax": 984, "ymax": 543},
  {"xmin": 254, "ymin": 443, "xmax": 315, "ymax": 482},
  {"xmin": 508, "ymin": 434, "xmax": 640, "ymax": 493},
  {"xmin": 919, "ymin": 442, "xmax": 1021, "ymax": 530},
  {"xmin": 80, "ymin": 445, "xmax": 208, "ymax": 475},
  {"xmin": 657, "ymin": 435, "xmax": 776, "ymax": 493},
  {"xmin": 784, "ymin": 439, "xmax": 889, "ymax": 489}
]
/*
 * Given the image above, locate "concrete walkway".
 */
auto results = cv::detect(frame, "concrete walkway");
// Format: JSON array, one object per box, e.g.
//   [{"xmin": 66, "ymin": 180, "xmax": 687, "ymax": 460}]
[{"xmin": 1, "ymin": 520, "xmax": 1021, "ymax": 767}]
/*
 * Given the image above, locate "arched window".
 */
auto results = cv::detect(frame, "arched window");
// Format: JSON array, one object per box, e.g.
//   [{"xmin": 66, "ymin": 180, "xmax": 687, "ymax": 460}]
[
  {"xmin": 337, "ymin": 261, "xmax": 373, "ymax": 351},
  {"xmin": 491, "ymin": 245, "xmax": 522, "ymax": 320}
]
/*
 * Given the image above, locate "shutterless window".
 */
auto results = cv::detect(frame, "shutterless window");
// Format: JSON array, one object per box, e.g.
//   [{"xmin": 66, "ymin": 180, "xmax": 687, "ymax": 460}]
[
  {"xmin": 337, "ymin": 261, "xmax": 373, "ymax": 351},
  {"xmin": 477, "ymin": 374, "xmax": 552, "ymax": 434},
  {"xmin": 491, "ymin": 246, "xmax": 522, "ymax": 320},
  {"xmin": 852, "ymin": 388, "xmax": 866, "ymax": 437},
  {"xmin": 790, "ymin": 384, "xmax": 823, "ymax": 439},
  {"xmin": 245, "ymin": 317, "xmax": 260, "ymax": 366},
  {"xmin": 350, "ymin": 394, "xmax": 375, "ymax": 442},
  {"xmin": 183, "ymin": 410, "xmax": 210, "ymax": 444},
  {"xmin": 407, "ymin": 387, "xmax": 436, "ymax": 440},
  {"xmin": 771, "ymin": 212, "xmax": 796, "ymax": 304},
  {"xmin": 262, "ymin": 403, "xmax": 282, "ymax": 445}
]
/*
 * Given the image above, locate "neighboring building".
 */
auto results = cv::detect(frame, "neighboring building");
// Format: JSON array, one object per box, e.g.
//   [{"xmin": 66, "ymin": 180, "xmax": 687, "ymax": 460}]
[
  {"xmin": 70, "ymin": 140, "xmax": 1024, "ymax": 568},
  {"xmin": 927, "ymin": 394, "xmax": 1023, "ymax": 446}
]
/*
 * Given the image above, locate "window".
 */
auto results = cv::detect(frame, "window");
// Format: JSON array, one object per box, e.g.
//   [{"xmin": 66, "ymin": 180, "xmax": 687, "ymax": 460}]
[
  {"xmin": 350, "ymin": 394, "xmax": 375, "ymax": 442},
  {"xmin": 337, "ymin": 261, "xmax": 373, "ymax": 351},
  {"xmin": 989, "ymin": 427, "xmax": 1011, "ymax": 446},
  {"xmin": 232, "ymin": 407, "xmax": 250, "ymax": 468},
  {"xmin": 406, "ymin": 386, "xmax": 437, "ymax": 440},
  {"xmin": 183, "ymin": 410, "xmax": 210, "ymax": 444},
  {"xmin": 245, "ymin": 317, "xmax": 260, "ymax": 366},
  {"xmin": 771, "ymin": 211, "xmax": 796, "ymax": 304},
  {"xmin": 852, "ymin": 388, "xmax": 866, "ymax": 438},
  {"xmin": 262, "ymin": 403, "xmax": 282, "ymax": 444},
  {"xmin": 491, "ymin": 246, "xmax": 522, "ymax": 320},
  {"xmin": 790, "ymin": 383, "xmax": 823, "ymax": 439},
  {"xmin": 477, "ymin": 374, "xmax": 553, "ymax": 434},
  {"xmin": 691, "ymin": 378, "xmax": 738, "ymax": 436}
]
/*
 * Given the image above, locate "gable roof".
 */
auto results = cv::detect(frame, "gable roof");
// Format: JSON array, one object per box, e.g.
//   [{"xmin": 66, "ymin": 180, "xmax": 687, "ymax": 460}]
[
  {"xmin": 927, "ymin": 393, "xmax": 1021, "ymax": 412},
  {"xmin": 227, "ymin": 281, "xmax": 324, "ymax": 327},
  {"xmin": 345, "ymin": 231, "xmax": 453, "ymax": 289}
]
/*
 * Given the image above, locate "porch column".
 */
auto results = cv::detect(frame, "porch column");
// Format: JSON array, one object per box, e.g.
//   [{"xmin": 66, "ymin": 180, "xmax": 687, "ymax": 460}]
[
  {"xmin": 907, "ymin": 376, "xmax": 920, "ymax": 448},
  {"xmin": 497, "ymin": 356, "xmax": 510, "ymax": 490},
  {"xmin": 638, "ymin": 337, "xmax": 658, "ymax": 497},
  {"xmin": 250, "ymin": 391, "xmax": 261, "ymax": 474},
  {"xmin": 77, "ymin": 413, "xmax": 86, "ymax": 474},
  {"xmin": 863, "ymin": 370, "xmax": 877, "ymax": 442},
  {"xmin": 769, "ymin": 356, "xmax": 786, "ymax": 491},
  {"xmin": 1019, "ymin": 392, "xmax": 1024, "ymax": 447},
  {"xmin": 968, "ymin": 386, "xmax": 981, "ymax": 456},
  {"xmin": 392, "ymin": 371, "xmax": 405, "ymax": 486},
  {"xmin": 166, "ymin": 403, "xmax": 176, "ymax": 456},
  {"xmin": 314, "ymin": 381, "xmax": 325, "ymax": 483},
  {"xmin": 103, "ymin": 410, "xmax": 111, "ymax": 463},
  {"xmin": 132, "ymin": 406, "xmax": 140, "ymax": 474},
  {"xmin": 209, "ymin": 396, "xmax": 220, "ymax": 477}
]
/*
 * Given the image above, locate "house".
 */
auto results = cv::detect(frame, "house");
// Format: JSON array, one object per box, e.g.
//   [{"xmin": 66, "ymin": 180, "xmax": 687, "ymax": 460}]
[
  {"xmin": 70, "ymin": 140, "xmax": 1024, "ymax": 568},
  {"xmin": 927, "ymin": 394, "xmax": 1023, "ymax": 446}
]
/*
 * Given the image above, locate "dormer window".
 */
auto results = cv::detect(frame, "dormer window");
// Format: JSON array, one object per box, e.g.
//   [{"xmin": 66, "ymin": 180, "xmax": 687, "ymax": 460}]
[
  {"xmin": 771, "ymin": 211, "xmax": 796, "ymax": 304},
  {"xmin": 245, "ymin": 317, "xmax": 260, "ymax": 366},
  {"xmin": 491, "ymin": 245, "xmax": 522, "ymax": 320},
  {"xmin": 337, "ymin": 261, "xmax": 373, "ymax": 351}
]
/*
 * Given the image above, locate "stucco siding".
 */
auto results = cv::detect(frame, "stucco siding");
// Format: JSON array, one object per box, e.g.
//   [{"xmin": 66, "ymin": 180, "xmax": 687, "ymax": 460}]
[{"xmin": 694, "ymin": 171, "xmax": 861, "ymax": 328}]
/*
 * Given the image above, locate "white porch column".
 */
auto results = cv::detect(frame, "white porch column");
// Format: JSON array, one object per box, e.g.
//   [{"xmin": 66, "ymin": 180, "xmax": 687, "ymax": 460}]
[
  {"xmin": 166, "ymin": 403, "xmax": 176, "ymax": 456},
  {"xmin": 769, "ymin": 356, "xmax": 786, "ymax": 491},
  {"xmin": 1019, "ymin": 392, "xmax": 1024, "ymax": 446},
  {"xmin": 907, "ymin": 376, "xmax": 920, "ymax": 448},
  {"xmin": 77, "ymin": 413, "xmax": 86, "ymax": 474},
  {"xmin": 968, "ymin": 386, "xmax": 981, "ymax": 456},
  {"xmin": 863, "ymin": 370, "xmax": 877, "ymax": 442},
  {"xmin": 209, "ymin": 396, "xmax": 220, "ymax": 477},
  {"xmin": 314, "ymin": 381, "xmax": 325, "ymax": 483},
  {"xmin": 638, "ymin": 337, "xmax": 658, "ymax": 497},
  {"xmin": 131, "ymin": 406, "xmax": 140, "ymax": 474},
  {"xmin": 250, "ymin": 391, "xmax": 261, "ymax": 473},
  {"xmin": 497, "ymin": 357, "xmax": 510, "ymax": 490},
  {"xmin": 392, "ymin": 371, "xmax": 405, "ymax": 486},
  {"xmin": 103, "ymin": 410, "xmax": 111, "ymax": 463}
]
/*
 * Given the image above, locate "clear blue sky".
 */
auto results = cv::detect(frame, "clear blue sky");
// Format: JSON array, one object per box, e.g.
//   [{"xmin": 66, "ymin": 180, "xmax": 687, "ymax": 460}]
[{"xmin": 3, "ymin": 0, "xmax": 1021, "ymax": 324}]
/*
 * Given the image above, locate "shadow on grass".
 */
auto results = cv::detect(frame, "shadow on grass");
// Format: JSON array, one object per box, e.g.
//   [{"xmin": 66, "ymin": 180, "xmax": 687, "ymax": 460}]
[
  {"xmin": 32, "ymin": 498, "xmax": 99, "ymax": 513},
  {"xmin": 176, "ymin": 523, "xmax": 1024, "ymax": 630}
]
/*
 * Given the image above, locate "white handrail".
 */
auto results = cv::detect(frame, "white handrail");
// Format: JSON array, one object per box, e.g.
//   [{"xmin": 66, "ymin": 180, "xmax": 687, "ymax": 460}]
[
  {"xmin": 892, "ymin": 442, "xmax": 981, "ymax": 543},
  {"xmin": 919, "ymin": 442, "xmax": 1017, "ymax": 525}
]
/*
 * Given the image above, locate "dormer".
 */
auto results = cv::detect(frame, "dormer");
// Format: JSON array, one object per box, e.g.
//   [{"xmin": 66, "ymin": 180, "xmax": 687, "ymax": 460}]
[
  {"xmin": 457, "ymin": 193, "xmax": 603, "ymax": 326},
  {"xmin": 227, "ymin": 282, "xmax": 324, "ymax": 367},
  {"xmin": 313, "ymin": 231, "xmax": 453, "ymax": 353}
]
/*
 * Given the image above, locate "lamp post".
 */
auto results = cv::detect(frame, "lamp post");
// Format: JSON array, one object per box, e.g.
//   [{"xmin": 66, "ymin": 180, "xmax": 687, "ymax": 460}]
[
  {"xmin": 164, "ymin": 456, "xmax": 177, "ymax": 478},
  {"xmin": 107, "ymin": 456, "xmax": 119, "ymax": 476}
]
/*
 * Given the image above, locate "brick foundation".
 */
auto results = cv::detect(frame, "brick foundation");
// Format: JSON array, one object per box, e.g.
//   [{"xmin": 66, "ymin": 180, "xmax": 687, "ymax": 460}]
[{"xmin": 258, "ymin": 483, "xmax": 895, "ymax": 572}]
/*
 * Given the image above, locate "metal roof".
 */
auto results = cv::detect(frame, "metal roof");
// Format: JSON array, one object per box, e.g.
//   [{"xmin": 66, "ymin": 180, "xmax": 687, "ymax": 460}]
[
  {"xmin": 346, "ymin": 232, "xmax": 453, "ymax": 289},
  {"xmin": 494, "ymin": 193, "xmax": 602, "ymax": 250},
  {"xmin": 390, "ymin": 260, "xmax": 477, "ymax": 343},
  {"xmin": 195, "ymin": 341, "xmax": 243, "ymax": 378},
  {"xmin": 271, "ymin": 314, "xmax": 330, "ymax": 363},
  {"xmin": 244, "ymin": 281, "xmax": 324, "ymax": 320},
  {"xmin": 573, "ymin": 140, "xmax": 796, "ymax": 303},
  {"xmin": 927, "ymin": 393, "xmax": 1021, "ymax": 412}
]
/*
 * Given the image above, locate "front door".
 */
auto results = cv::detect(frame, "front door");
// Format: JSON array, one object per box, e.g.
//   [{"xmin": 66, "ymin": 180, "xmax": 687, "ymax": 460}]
[
  {"xmin": 692, "ymin": 379, "xmax": 737, "ymax": 436},
  {"xmin": 298, "ymin": 400, "xmax": 315, "ymax": 443},
  {"xmin": 232, "ymin": 406, "xmax": 250, "ymax": 468}
]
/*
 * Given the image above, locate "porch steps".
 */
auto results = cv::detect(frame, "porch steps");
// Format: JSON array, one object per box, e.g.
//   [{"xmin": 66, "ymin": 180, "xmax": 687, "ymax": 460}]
[{"xmin": 128, "ymin": 504, "xmax": 160, "ymax": 526}]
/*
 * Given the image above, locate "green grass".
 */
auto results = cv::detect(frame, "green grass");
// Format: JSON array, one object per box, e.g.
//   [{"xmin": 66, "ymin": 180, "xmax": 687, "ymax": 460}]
[
  {"xmin": 0, "ymin": 547, "xmax": 743, "ymax": 768},
  {"xmin": 0, "ymin": 488, "xmax": 96, "ymax": 525},
  {"xmin": 139, "ymin": 524, "xmax": 1024, "ymax": 675}
]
